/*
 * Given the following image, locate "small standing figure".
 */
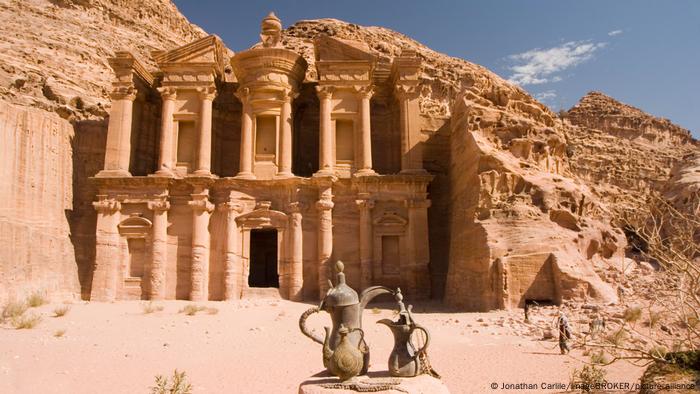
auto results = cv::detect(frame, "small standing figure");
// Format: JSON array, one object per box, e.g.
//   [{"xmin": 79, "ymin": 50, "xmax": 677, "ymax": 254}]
[
  {"xmin": 557, "ymin": 311, "xmax": 572, "ymax": 355},
  {"xmin": 589, "ymin": 314, "xmax": 606, "ymax": 339},
  {"xmin": 524, "ymin": 301, "xmax": 530, "ymax": 323}
]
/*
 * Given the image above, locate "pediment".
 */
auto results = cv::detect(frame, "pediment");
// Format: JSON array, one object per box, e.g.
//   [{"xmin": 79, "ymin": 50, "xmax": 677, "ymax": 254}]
[
  {"xmin": 373, "ymin": 211, "xmax": 408, "ymax": 226},
  {"xmin": 235, "ymin": 204, "xmax": 288, "ymax": 229},
  {"xmin": 118, "ymin": 215, "xmax": 152, "ymax": 236},
  {"xmin": 153, "ymin": 35, "xmax": 226, "ymax": 77},
  {"xmin": 314, "ymin": 35, "xmax": 376, "ymax": 62}
]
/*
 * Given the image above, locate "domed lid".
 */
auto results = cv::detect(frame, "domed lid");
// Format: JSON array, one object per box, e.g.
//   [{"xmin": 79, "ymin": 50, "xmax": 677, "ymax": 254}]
[{"xmin": 323, "ymin": 261, "xmax": 359, "ymax": 308}]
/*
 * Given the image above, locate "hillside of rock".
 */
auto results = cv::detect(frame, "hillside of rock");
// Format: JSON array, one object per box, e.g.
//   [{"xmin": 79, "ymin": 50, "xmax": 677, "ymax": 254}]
[
  {"xmin": 0, "ymin": 0, "xmax": 206, "ymax": 303},
  {"xmin": 0, "ymin": 2, "xmax": 694, "ymax": 309},
  {"xmin": 565, "ymin": 92, "xmax": 697, "ymax": 212}
]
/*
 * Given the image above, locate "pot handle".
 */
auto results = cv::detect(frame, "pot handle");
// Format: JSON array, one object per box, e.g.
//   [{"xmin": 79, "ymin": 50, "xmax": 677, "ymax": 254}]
[
  {"xmin": 348, "ymin": 327, "xmax": 368, "ymax": 353},
  {"xmin": 410, "ymin": 324, "xmax": 431, "ymax": 354},
  {"xmin": 299, "ymin": 306, "xmax": 324, "ymax": 345}
]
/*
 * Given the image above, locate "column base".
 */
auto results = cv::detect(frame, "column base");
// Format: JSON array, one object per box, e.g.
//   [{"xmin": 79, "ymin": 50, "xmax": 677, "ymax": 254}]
[
  {"xmin": 354, "ymin": 168, "xmax": 377, "ymax": 176},
  {"xmin": 234, "ymin": 172, "xmax": 256, "ymax": 180},
  {"xmin": 399, "ymin": 168, "xmax": 429, "ymax": 175},
  {"xmin": 192, "ymin": 169, "xmax": 213, "ymax": 177},
  {"xmin": 313, "ymin": 169, "xmax": 334, "ymax": 178},
  {"xmin": 95, "ymin": 169, "xmax": 132, "ymax": 178},
  {"xmin": 275, "ymin": 171, "xmax": 295, "ymax": 179},
  {"xmin": 152, "ymin": 168, "xmax": 175, "ymax": 177}
]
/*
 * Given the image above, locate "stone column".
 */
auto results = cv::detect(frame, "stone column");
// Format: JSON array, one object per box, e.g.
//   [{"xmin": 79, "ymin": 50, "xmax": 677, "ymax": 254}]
[
  {"xmin": 316, "ymin": 185, "xmax": 334, "ymax": 298},
  {"xmin": 147, "ymin": 199, "xmax": 169, "ymax": 300},
  {"xmin": 287, "ymin": 202, "xmax": 304, "ymax": 301},
  {"xmin": 236, "ymin": 88, "xmax": 255, "ymax": 179},
  {"xmin": 395, "ymin": 85, "xmax": 425, "ymax": 174},
  {"xmin": 277, "ymin": 90, "xmax": 296, "ymax": 177},
  {"xmin": 99, "ymin": 86, "xmax": 136, "ymax": 177},
  {"xmin": 316, "ymin": 86, "xmax": 334, "ymax": 175},
  {"xmin": 91, "ymin": 197, "xmax": 121, "ymax": 301},
  {"xmin": 405, "ymin": 199, "xmax": 431, "ymax": 299},
  {"xmin": 195, "ymin": 86, "xmax": 216, "ymax": 175},
  {"xmin": 155, "ymin": 87, "xmax": 176, "ymax": 176},
  {"xmin": 355, "ymin": 198, "xmax": 375, "ymax": 290},
  {"xmin": 188, "ymin": 191, "xmax": 214, "ymax": 301},
  {"xmin": 218, "ymin": 201, "xmax": 243, "ymax": 300},
  {"xmin": 357, "ymin": 87, "xmax": 375, "ymax": 175}
]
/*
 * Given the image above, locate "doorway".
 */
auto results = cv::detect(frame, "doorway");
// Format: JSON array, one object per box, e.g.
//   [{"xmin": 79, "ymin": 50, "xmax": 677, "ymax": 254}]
[{"xmin": 249, "ymin": 229, "xmax": 279, "ymax": 288}]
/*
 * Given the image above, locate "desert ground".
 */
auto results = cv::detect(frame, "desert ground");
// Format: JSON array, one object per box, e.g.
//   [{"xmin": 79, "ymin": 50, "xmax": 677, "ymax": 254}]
[{"xmin": 0, "ymin": 298, "xmax": 644, "ymax": 394}]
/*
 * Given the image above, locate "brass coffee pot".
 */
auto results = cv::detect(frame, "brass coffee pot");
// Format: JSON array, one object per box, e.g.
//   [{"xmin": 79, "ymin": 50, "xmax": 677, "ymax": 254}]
[
  {"xmin": 323, "ymin": 325, "xmax": 365, "ymax": 381},
  {"xmin": 377, "ymin": 288, "xmax": 440, "ymax": 378},
  {"xmin": 299, "ymin": 261, "xmax": 395, "ymax": 375}
]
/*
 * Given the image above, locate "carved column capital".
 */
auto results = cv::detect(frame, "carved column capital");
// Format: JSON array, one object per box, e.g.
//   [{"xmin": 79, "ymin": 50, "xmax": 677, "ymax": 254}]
[
  {"xmin": 394, "ymin": 84, "xmax": 420, "ymax": 101},
  {"xmin": 189, "ymin": 193, "xmax": 214, "ymax": 213},
  {"xmin": 355, "ymin": 199, "xmax": 375, "ymax": 210},
  {"xmin": 197, "ymin": 85, "xmax": 217, "ymax": 101},
  {"xmin": 217, "ymin": 201, "xmax": 244, "ymax": 213},
  {"xmin": 93, "ymin": 197, "xmax": 121, "ymax": 214},
  {"xmin": 355, "ymin": 85, "xmax": 374, "ymax": 100},
  {"xmin": 405, "ymin": 199, "xmax": 431, "ymax": 209},
  {"xmin": 110, "ymin": 85, "xmax": 137, "ymax": 101},
  {"xmin": 287, "ymin": 201, "xmax": 305, "ymax": 214},
  {"xmin": 234, "ymin": 87, "xmax": 251, "ymax": 104},
  {"xmin": 315, "ymin": 85, "xmax": 334, "ymax": 100},
  {"xmin": 157, "ymin": 86, "xmax": 177, "ymax": 101},
  {"xmin": 147, "ymin": 200, "xmax": 170, "ymax": 212},
  {"xmin": 280, "ymin": 88, "xmax": 300, "ymax": 103}
]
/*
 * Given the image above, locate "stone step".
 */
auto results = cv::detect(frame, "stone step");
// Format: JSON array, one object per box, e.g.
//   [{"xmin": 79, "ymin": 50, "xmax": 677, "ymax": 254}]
[{"xmin": 241, "ymin": 287, "xmax": 283, "ymax": 299}]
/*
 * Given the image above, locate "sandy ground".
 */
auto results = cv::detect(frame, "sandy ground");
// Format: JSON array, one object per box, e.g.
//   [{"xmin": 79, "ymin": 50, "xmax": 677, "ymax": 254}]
[{"xmin": 0, "ymin": 299, "xmax": 645, "ymax": 394}]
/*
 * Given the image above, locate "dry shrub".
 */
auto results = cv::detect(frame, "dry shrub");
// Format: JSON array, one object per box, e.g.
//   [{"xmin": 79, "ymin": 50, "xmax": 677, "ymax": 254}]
[
  {"xmin": 27, "ymin": 291, "xmax": 47, "ymax": 308},
  {"xmin": 178, "ymin": 304, "xmax": 206, "ymax": 316},
  {"xmin": 150, "ymin": 370, "xmax": 192, "ymax": 394},
  {"xmin": 623, "ymin": 307, "xmax": 643, "ymax": 323},
  {"xmin": 2, "ymin": 300, "xmax": 27, "ymax": 322},
  {"xmin": 54, "ymin": 329, "xmax": 66, "ymax": 338},
  {"xmin": 13, "ymin": 313, "xmax": 42, "ymax": 329},
  {"xmin": 143, "ymin": 302, "xmax": 165, "ymax": 314},
  {"xmin": 53, "ymin": 305, "xmax": 70, "ymax": 317},
  {"xmin": 570, "ymin": 365, "xmax": 607, "ymax": 393}
]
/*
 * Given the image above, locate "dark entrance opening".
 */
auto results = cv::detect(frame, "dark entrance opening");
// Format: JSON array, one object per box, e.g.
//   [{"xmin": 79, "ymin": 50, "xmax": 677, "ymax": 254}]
[{"xmin": 249, "ymin": 229, "xmax": 279, "ymax": 288}]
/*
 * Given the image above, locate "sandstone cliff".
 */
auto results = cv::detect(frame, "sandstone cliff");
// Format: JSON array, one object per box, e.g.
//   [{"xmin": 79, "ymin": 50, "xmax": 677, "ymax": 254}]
[
  {"xmin": 0, "ymin": 2, "xmax": 693, "ymax": 309},
  {"xmin": 0, "ymin": 0, "xmax": 205, "ymax": 302},
  {"xmin": 565, "ymin": 91, "xmax": 698, "ymax": 212}
]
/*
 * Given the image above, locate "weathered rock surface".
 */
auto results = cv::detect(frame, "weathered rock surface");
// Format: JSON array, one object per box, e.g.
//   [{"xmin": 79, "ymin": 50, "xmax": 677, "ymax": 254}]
[
  {"xmin": 565, "ymin": 92, "xmax": 698, "ymax": 212},
  {"xmin": 0, "ymin": 0, "xmax": 205, "ymax": 302},
  {"xmin": 0, "ymin": 2, "xmax": 695, "ymax": 308},
  {"xmin": 298, "ymin": 375, "xmax": 450, "ymax": 394}
]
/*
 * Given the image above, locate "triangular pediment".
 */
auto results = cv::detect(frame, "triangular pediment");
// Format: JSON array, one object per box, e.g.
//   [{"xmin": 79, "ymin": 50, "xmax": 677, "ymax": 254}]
[
  {"xmin": 314, "ymin": 35, "xmax": 376, "ymax": 62},
  {"xmin": 153, "ymin": 35, "xmax": 226, "ymax": 76},
  {"xmin": 373, "ymin": 211, "xmax": 408, "ymax": 226}
]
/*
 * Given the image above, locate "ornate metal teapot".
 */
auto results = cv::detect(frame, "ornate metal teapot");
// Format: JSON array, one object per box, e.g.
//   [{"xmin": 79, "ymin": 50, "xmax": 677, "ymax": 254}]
[
  {"xmin": 323, "ymin": 325, "xmax": 365, "ymax": 381},
  {"xmin": 299, "ymin": 261, "xmax": 395, "ymax": 375},
  {"xmin": 377, "ymin": 288, "xmax": 439, "ymax": 378}
]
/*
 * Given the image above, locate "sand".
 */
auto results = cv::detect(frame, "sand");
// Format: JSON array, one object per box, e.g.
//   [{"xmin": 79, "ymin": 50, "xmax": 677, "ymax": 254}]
[{"xmin": 0, "ymin": 299, "xmax": 644, "ymax": 393}]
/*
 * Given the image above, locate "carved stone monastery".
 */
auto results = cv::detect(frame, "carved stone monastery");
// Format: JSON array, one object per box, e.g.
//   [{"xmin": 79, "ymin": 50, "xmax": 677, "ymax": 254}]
[{"xmin": 92, "ymin": 14, "xmax": 432, "ymax": 302}]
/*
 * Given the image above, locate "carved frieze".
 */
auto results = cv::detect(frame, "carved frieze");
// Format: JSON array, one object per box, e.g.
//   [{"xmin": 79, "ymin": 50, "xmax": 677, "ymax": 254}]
[{"xmin": 93, "ymin": 197, "xmax": 121, "ymax": 214}]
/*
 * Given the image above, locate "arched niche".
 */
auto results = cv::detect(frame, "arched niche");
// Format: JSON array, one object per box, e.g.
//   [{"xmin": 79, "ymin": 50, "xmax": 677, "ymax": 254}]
[{"xmin": 117, "ymin": 214, "xmax": 152, "ymax": 299}]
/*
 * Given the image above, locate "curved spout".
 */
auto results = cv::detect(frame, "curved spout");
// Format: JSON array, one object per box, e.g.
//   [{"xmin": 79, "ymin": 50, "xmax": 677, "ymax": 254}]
[
  {"xmin": 359, "ymin": 286, "xmax": 395, "ymax": 310},
  {"xmin": 376, "ymin": 318, "xmax": 395, "ymax": 328},
  {"xmin": 322, "ymin": 326, "xmax": 333, "ymax": 370}
]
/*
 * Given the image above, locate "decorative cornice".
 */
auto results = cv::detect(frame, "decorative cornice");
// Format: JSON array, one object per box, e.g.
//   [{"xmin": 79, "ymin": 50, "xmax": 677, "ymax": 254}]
[{"xmin": 394, "ymin": 84, "xmax": 420, "ymax": 101}]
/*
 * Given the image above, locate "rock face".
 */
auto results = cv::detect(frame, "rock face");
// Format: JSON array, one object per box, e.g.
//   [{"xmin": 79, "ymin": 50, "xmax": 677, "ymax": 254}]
[
  {"xmin": 0, "ymin": 0, "xmax": 205, "ymax": 302},
  {"xmin": 565, "ymin": 92, "xmax": 697, "ymax": 211},
  {"xmin": 0, "ymin": 2, "xmax": 694, "ymax": 309}
]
